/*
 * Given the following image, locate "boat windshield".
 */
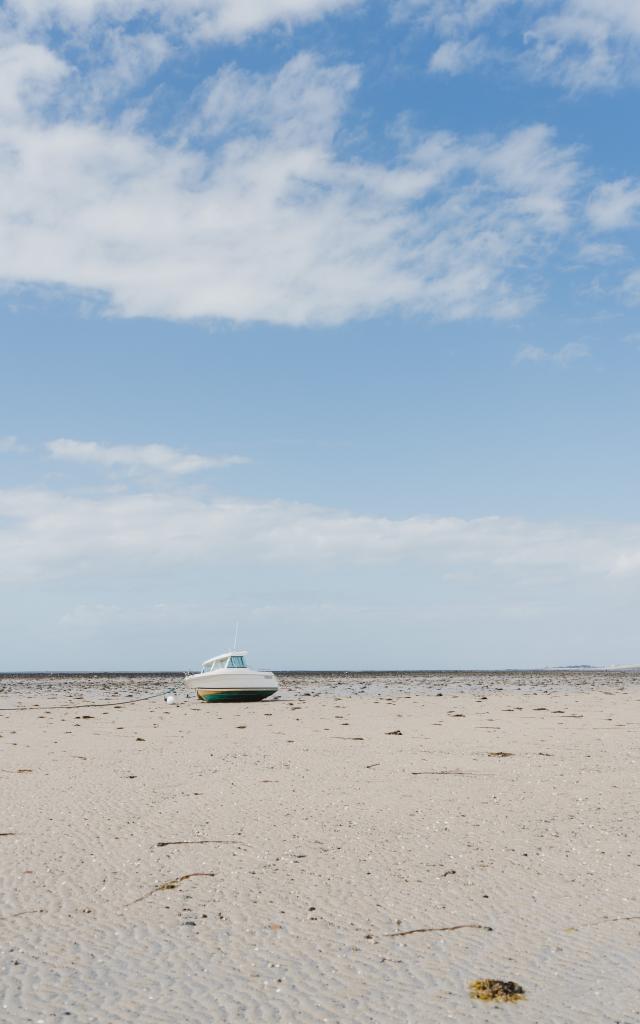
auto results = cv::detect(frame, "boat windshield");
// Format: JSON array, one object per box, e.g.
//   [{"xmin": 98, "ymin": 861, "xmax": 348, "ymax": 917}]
[{"xmin": 202, "ymin": 653, "xmax": 247, "ymax": 672}]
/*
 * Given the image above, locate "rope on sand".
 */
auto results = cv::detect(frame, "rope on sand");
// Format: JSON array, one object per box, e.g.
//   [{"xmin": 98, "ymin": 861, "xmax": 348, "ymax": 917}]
[{"xmin": 0, "ymin": 689, "xmax": 181, "ymax": 712}]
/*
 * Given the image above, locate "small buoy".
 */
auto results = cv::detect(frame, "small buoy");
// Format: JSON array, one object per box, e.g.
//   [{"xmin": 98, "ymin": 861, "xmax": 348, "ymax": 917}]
[{"xmin": 164, "ymin": 692, "xmax": 177, "ymax": 705}]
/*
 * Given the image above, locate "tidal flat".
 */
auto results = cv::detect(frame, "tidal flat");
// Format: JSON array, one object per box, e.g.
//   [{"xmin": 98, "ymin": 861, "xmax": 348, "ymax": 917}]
[{"xmin": 1, "ymin": 672, "xmax": 639, "ymax": 1022}]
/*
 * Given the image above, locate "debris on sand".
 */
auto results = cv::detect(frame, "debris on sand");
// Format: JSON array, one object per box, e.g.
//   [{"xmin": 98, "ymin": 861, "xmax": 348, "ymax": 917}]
[
  {"xmin": 127, "ymin": 872, "xmax": 216, "ymax": 906},
  {"xmin": 566, "ymin": 914, "xmax": 640, "ymax": 932},
  {"xmin": 156, "ymin": 839, "xmax": 249, "ymax": 848},
  {"xmin": 386, "ymin": 923, "xmax": 492, "ymax": 937},
  {"xmin": 0, "ymin": 908, "xmax": 45, "ymax": 922},
  {"xmin": 469, "ymin": 979, "xmax": 525, "ymax": 1002},
  {"xmin": 386, "ymin": 730, "xmax": 402, "ymax": 735},
  {"xmin": 488, "ymin": 751, "xmax": 513, "ymax": 757}
]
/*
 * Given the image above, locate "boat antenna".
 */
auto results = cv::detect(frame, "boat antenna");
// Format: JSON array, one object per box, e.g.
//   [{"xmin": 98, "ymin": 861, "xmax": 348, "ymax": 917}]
[{"xmin": 233, "ymin": 621, "xmax": 239, "ymax": 650}]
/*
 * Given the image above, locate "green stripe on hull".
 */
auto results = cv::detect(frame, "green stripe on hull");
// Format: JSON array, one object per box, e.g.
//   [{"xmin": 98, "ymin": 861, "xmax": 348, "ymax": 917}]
[{"xmin": 197, "ymin": 689, "xmax": 277, "ymax": 703}]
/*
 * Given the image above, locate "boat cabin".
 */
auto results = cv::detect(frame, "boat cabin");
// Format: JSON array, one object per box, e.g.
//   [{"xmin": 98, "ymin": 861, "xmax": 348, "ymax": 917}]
[{"xmin": 201, "ymin": 651, "xmax": 248, "ymax": 673}]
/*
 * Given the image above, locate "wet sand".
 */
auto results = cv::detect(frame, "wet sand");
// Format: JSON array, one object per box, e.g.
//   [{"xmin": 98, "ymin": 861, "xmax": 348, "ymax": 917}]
[{"xmin": 2, "ymin": 676, "xmax": 640, "ymax": 1022}]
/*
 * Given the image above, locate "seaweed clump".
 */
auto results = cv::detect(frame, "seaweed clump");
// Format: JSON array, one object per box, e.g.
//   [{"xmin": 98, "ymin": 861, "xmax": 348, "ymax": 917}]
[{"xmin": 469, "ymin": 979, "xmax": 526, "ymax": 1003}]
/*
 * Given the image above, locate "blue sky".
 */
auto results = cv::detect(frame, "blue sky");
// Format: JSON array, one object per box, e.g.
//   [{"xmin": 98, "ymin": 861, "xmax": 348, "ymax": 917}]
[{"xmin": 1, "ymin": 0, "xmax": 640, "ymax": 669}]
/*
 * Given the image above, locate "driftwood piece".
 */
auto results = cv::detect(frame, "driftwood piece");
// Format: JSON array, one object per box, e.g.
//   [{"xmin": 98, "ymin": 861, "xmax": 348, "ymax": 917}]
[
  {"xmin": 0, "ymin": 908, "xmax": 44, "ymax": 921},
  {"xmin": 156, "ymin": 840, "xmax": 249, "ymax": 848},
  {"xmin": 127, "ymin": 872, "xmax": 216, "ymax": 906},
  {"xmin": 386, "ymin": 923, "xmax": 492, "ymax": 937}
]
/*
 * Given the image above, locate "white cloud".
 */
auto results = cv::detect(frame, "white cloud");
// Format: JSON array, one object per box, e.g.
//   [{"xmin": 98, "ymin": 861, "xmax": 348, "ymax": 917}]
[
  {"xmin": 577, "ymin": 241, "xmax": 627, "ymax": 264},
  {"xmin": 0, "ymin": 43, "xmax": 580, "ymax": 325},
  {"xmin": 2, "ymin": 0, "xmax": 359, "ymax": 42},
  {"xmin": 397, "ymin": 0, "xmax": 508, "ymax": 35},
  {"xmin": 428, "ymin": 37, "xmax": 489, "ymax": 74},
  {"xmin": 408, "ymin": 0, "xmax": 640, "ymax": 92},
  {"xmin": 0, "ymin": 38, "xmax": 68, "ymax": 115},
  {"xmin": 46, "ymin": 438, "xmax": 249, "ymax": 474},
  {"xmin": 623, "ymin": 270, "xmax": 640, "ymax": 305},
  {"xmin": 0, "ymin": 485, "xmax": 639, "ymax": 584},
  {"xmin": 189, "ymin": 54, "xmax": 358, "ymax": 144},
  {"xmin": 584, "ymin": 179, "xmax": 640, "ymax": 302},
  {"xmin": 587, "ymin": 179, "xmax": 640, "ymax": 231},
  {"xmin": 516, "ymin": 341, "xmax": 589, "ymax": 365},
  {"xmin": 75, "ymin": 30, "xmax": 171, "ymax": 113},
  {"xmin": 525, "ymin": 0, "xmax": 640, "ymax": 92}
]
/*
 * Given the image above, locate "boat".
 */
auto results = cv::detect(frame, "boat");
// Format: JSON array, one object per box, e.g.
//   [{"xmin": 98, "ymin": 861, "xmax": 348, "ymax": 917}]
[{"xmin": 184, "ymin": 651, "xmax": 279, "ymax": 702}]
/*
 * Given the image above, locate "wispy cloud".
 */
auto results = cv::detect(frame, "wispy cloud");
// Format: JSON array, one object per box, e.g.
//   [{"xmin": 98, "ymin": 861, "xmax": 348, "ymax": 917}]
[
  {"xmin": 2, "ymin": 0, "xmax": 359, "ymax": 42},
  {"xmin": 428, "ymin": 36, "xmax": 490, "ymax": 74},
  {"xmin": 0, "ymin": 42, "xmax": 581, "ymax": 325},
  {"xmin": 515, "ymin": 342, "xmax": 589, "ymax": 365},
  {"xmin": 409, "ymin": 0, "xmax": 640, "ymax": 93},
  {"xmin": 0, "ymin": 485, "xmax": 639, "ymax": 584},
  {"xmin": 622, "ymin": 270, "xmax": 640, "ymax": 306},
  {"xmin": 397, "ymin": 0, "xmax": 508, "ymax": 35},
  {"xmin": 0, "ymin": 2, "xmax": 630, "ymax": 332},
  {"xmin": 577, "ymin": 241, "xmax": 628, "ymax": 264},
  {"xmin": 587, "ymin": 179, "xmax": 640, "ymax": 231},
  {"xmin": 524, "ymin": 0, "xmax": 640, "ymax": 93},
  {"xmin": 46, "ymin": 439, "xmax": 250, "ymax": 475}
]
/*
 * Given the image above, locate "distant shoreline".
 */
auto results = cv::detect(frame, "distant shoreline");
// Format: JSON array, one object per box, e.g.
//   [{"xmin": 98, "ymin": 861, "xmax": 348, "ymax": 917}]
[{"xmin": 1, "ymin": 665, "xmax": 638, "ymax": 678}]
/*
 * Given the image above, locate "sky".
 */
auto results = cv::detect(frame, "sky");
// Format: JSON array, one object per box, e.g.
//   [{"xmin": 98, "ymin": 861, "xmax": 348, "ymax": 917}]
[{"xmin": 1, "ymin": 0, "xmax": 640, "ymax": 670}]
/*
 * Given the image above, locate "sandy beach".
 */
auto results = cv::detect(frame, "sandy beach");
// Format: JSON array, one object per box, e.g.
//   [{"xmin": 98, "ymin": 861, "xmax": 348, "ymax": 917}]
[{"xmin": 2, "ymin": 675, "xmax": 640, "ymax": 1023}]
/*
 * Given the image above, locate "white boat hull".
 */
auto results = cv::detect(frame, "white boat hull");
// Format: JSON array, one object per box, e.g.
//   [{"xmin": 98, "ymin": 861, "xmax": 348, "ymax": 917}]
[{"xmin": 184, "ymin": 668, "xmax": 278, "ymax": 702}]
